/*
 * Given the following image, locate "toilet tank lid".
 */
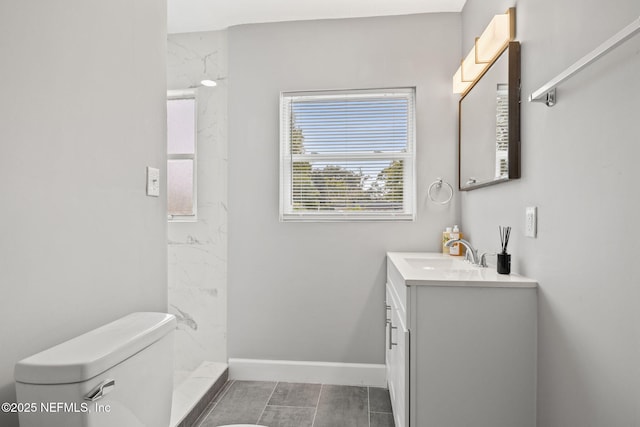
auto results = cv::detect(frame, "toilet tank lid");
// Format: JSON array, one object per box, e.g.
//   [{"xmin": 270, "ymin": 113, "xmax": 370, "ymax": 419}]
[{"xmin": 15, "ymin": 312, "xmax": 176, "ymax": 385}]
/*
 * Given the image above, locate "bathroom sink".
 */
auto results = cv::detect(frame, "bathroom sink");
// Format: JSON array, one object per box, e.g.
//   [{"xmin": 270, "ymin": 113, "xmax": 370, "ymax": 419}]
[
  {"xmin": 404, "ymin": 257, "xmax": 477, "ymax": 271},
  {"xmin": 387, "ymin": 252, "xmax": 537, "ymax": 287}
]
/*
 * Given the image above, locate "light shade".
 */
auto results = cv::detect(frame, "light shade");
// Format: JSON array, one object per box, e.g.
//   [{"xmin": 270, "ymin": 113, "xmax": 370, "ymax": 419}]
[
  {"xmin": 452, "ymin": 67, "xmax": 472, "ymax": 94},
  {"xmin": 200, "ymin": 79, "xmax": 217, "ymax": 87},
  {"xmin": 453, "ymin": 7, "xmax": 515, "ymax": 94},
  {"xmin": 475, "ymin": 9, "xmax": 514, "ymax": 63},
  {"xmin": 461, "ymin": 46, "xmax": 486, "ymax": 82}
]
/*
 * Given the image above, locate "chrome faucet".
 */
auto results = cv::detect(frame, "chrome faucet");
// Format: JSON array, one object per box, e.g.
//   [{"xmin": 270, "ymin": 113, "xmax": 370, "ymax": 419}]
[
  {"xmin": 445, "ymin": 238, "xmax": 480, "ymax": 265},
  {"xmin": 479, "ymin": 252, "xmax": 495, "ymax": 268}
]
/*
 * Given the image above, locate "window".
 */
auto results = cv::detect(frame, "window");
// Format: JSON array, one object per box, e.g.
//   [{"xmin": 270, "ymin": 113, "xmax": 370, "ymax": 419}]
[
  {"xmin": 167, "ymin": 91, "xmax": 197, "ymax": 221},
  {"xmin": 280, "ymin": 88, "xmax": 416, "ymax": 221}
]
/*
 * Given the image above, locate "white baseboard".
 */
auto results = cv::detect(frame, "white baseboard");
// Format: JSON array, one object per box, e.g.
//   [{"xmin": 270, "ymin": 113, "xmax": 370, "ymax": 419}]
[{"xmin": 228, "ymin": 358, "xmax": 386, "ymax": 388}]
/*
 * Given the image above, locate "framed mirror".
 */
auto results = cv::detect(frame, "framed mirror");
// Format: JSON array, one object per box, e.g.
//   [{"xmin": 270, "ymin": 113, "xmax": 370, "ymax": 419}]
[{"xmin": 459, "ymin": 41, "xmax": 521, "ymax": 190}]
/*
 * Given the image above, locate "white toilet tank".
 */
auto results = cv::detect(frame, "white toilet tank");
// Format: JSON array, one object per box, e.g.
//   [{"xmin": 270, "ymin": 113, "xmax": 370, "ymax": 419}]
[{"xmin": 14, "ymin": 312, "xmax": 176, "ymax": 427}]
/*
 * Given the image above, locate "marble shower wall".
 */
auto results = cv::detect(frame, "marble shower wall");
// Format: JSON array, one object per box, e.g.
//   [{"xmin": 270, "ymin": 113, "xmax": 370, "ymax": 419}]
[{"xmin": 167, "ymin": 31, "xmax": 228, "ymax": 372}]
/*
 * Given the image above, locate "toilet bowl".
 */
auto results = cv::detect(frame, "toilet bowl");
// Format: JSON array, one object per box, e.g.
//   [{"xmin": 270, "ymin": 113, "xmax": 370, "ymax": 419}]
[{"xmin": 14, "ymin": 312, "xmax": 176, "ymax": 427}]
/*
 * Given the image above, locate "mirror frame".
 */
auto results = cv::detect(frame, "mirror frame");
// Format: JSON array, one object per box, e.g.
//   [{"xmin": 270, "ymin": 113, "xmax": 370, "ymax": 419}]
[{"xmin": 458, "ymin": 41, "xmax": 521, "ymax": 191}]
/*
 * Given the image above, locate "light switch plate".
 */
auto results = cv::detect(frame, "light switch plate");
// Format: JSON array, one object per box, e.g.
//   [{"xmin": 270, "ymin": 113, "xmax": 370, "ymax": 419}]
[
  {"xmin": 146, "ymin": 167, "xmax": 160, "ymax": 197},
  {"xmin": 525, "ymin": 206, "xmax": 537, "ymax": 238}
]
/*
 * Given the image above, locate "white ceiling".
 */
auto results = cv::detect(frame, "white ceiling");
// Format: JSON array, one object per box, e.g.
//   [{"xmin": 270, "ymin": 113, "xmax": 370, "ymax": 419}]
[{"xmin": 168, "ymin": 0, "xmax": 467, "ymax": 34}]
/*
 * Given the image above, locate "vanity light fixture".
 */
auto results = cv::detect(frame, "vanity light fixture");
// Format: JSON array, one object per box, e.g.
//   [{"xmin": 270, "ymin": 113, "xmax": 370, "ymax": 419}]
[
  {"xmin": 461, "ymin": 47, "xmax": 486, "ymax": 83},
  {"xmin": 452, "ymin": 67, "xmax": 471, "ymax": 94},
  {"xmin": 453, "ymin": 8, "xmax": 515, "ymax": 94},
  {"xmin": 475, "ymin": 9, "xmax": 515, "ymax": 63}
]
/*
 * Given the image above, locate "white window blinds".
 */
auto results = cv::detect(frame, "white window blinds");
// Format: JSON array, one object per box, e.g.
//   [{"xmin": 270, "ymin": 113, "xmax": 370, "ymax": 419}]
[{"xmin": 280, "ymin": 88, "xmax": 416, "ymax": 221}]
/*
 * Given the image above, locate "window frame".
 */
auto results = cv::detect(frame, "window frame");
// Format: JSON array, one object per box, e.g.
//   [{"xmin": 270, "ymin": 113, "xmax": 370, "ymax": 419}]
[
  {"xmin": 167, "ymin": 89, "xmax": 198, "ymax": 222},
  {"xmin": 279, "ymin": 87, "xmax": 416, "ymax": 222}
]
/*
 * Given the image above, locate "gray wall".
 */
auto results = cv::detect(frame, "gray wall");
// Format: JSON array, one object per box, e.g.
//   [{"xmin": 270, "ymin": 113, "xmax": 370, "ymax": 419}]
[
  {"xmin": 228, "ymin": 14, "xmax": 461, "ymax": 364},
  {"xmin": 461, "ymin": 0, "xmax": 640, "ymax": 425},
  {"xmin": 0, "ymin": 1, "xmax": 168, "ymax": 425}
]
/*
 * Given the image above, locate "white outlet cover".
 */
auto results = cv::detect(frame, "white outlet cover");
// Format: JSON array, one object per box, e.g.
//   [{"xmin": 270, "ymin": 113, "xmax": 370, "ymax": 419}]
[
  {"xmin": 525, "ymin": 206, "xmax": 537, "ymax": 238},
  {"xmin": 147, "ymin": 167, "xmax": 160, "ymax": 197}
]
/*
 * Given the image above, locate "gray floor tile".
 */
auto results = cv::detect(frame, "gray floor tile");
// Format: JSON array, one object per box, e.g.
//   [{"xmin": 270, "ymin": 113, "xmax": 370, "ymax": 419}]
[
  {"xmin": 268, "ymin": 382, "xmax": 321, "ymax": 407},
  {"xmin": 258, "ymin": 405, "xmax": 315, "ymax": 427},
  {"xmin": 199, "ymin": 380, "xmax": 276, "ymax": 426},
  {"xmin": 313, "ymin": 385, "xmax": 369, "ymax": 427},
  {"xmin": 369, "ymin": 387, "xmax": 392, "ymax": 413},
  {"xmin": 370, "ymin": 411, "xmax": 396, "ymax": 427}
]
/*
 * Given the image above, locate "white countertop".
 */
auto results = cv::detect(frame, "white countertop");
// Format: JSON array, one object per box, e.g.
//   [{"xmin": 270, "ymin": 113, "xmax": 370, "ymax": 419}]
[{"xmin": 387, "ymin": 252, "xmax": 537, "ymax": 288}]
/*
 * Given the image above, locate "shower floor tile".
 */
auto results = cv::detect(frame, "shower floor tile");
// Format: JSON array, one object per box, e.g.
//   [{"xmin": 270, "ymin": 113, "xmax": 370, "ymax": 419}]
[{"xmin": 195, "ymin": 380, "xmax": 395, "ymax": 427}]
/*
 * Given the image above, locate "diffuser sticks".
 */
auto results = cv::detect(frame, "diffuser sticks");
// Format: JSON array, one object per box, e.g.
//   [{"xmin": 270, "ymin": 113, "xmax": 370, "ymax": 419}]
[
  {"xmin": 499, "ymin": 226, "xmax": 511, "ymax": 254},
  {"xmin": 497, "ymin": 226, "xmax": 511, "ymax": 274}
]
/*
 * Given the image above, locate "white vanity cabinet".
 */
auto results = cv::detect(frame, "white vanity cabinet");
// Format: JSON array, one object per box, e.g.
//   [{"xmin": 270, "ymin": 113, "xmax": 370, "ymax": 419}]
[{"xmin": 385, "ymin": 252, "xmax": 537, "ymax": 427}]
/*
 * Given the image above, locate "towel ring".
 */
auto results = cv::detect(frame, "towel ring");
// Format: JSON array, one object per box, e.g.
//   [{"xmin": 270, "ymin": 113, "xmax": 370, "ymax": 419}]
[{"xmin": 428, "ymin": 178, "xmax": 453, "ymax": 205}]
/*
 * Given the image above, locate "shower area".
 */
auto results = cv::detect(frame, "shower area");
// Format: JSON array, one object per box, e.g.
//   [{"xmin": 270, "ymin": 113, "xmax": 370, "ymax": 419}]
[{"xmin": 166, "ymin": 30, "xmax": 229, "ymax": 424}]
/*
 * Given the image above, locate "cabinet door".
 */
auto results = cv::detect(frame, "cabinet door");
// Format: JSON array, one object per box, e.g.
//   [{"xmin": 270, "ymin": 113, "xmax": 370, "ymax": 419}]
[
  {"xmin": 386, "ymin": 284, "xmax": 409, "ymax": 427},
  {"xmin": 385, "ymin": 286, "xmax": 393, "ymax": 384}
]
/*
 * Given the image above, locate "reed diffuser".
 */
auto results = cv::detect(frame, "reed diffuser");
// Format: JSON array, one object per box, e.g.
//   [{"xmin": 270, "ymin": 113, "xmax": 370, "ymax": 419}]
[{"xmin": 498, "ymin": 226, "xmax": 511, "ymax": 274}]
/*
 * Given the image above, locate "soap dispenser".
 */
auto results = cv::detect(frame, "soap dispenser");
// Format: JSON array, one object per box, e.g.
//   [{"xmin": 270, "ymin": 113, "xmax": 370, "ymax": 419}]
[
  {"xmin": 449, "ymin": 225, "xmax": 464, "ymax": 256},
  {"xmin": 442, "ymin": 227, "xmax": 452, "ymax": 254}
]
